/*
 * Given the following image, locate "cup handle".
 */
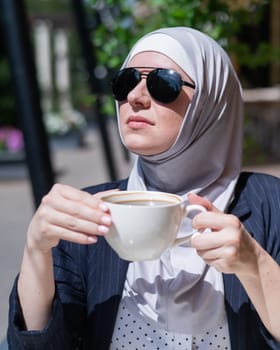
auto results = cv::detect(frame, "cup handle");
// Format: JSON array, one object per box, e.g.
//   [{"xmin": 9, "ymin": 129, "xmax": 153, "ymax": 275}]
[{"xmin": 171, "ymin": 204, "xmax": 206, "ymax": 248}]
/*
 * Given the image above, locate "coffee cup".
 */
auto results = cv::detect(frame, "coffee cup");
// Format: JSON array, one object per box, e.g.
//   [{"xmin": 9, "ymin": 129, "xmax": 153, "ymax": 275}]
[{"xmin": 100, "ymin": 190, "xmax": 206, "ymax": 261}]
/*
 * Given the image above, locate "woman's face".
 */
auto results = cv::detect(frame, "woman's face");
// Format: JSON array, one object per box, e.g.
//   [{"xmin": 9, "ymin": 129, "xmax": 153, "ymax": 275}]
[{"xmin": 118, "ymin": 51, "xmax": 194, "ymax": 156}]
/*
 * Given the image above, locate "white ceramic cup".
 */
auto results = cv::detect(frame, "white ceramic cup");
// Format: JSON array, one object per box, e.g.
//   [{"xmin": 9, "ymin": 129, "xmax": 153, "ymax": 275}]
[{"xmin": 101, "ymin": 190, "xmax": 206, "ymax": 261}]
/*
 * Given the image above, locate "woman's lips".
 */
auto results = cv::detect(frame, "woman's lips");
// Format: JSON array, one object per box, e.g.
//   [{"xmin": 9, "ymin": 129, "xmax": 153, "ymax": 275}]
[{"xmin": 127, "ymin": 116, "xmax": 155, "ymax": 128}]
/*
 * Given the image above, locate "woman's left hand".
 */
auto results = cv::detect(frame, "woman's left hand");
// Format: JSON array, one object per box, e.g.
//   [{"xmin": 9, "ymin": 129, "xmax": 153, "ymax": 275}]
[
  {"xmin": 188, "ymin": 193, "xmax": 258, "ymax": 276},
  {"xmin": 188, "ymin": 193, "xmax": 280, "ymax": 341}
]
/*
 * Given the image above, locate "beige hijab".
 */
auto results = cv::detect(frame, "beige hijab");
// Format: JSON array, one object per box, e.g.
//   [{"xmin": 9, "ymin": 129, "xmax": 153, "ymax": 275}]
[{"xmin": 116, "ymin": 27, "xmax": 243, "ymax": 335}]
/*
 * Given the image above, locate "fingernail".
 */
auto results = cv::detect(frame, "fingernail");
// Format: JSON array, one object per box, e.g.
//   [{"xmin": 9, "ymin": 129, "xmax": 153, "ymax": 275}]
[
  {"xmin": 101, "ymin": 215, "xmax": 111, "ymax": 225},
  {"xmin": 192, "ymin": 231, "xmax": 201, "ymax": 239},
  {"xmin": 87, "ymin": 236, "xmax": 97, "ymax": 243},
  {"xmin": 98, "ymin": 225, "xmax": 109, "ymax": 234},
  {"xmin": 99, "ymin": 203, "xmax": 109, "ymax": 212}
]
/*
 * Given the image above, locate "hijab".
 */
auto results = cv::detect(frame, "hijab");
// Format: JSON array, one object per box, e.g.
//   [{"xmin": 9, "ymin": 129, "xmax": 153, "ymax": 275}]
[
  {"xmin": 115, "ymin": 27, "xmax": 244, "ymax": 335},
  {"xmin": 117, "ymin": 26, "xmax": 243, "ymax": 210}
]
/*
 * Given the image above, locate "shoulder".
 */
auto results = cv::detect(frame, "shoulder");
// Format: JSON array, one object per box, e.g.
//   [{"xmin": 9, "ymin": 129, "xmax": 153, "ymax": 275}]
[
  {"xmin": 235, "ymin": 171, "xmax": 280, "ymax": 200},
  {"xmin": 82, "ymin": 178, "xmax": 128, "ymax": 195},
  {"xmin": 232, "ymin": 172, "xmax": 280, "ymax": 261},
  {"xmin": 229, "ymin": 171, "xmax": 280, "ymax": 223}
]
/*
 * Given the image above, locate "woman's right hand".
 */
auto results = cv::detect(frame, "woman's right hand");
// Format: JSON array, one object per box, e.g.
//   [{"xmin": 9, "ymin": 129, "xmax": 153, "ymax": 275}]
[{"xmin": 26, "ymin": 183, "xmax": 113, "ymax": 253}]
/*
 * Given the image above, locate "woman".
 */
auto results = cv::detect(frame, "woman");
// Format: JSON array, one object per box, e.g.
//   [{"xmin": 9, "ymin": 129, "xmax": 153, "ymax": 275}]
[{"xmin": 8, "ymin": 27, "xmax": 280, "ymax": 349}]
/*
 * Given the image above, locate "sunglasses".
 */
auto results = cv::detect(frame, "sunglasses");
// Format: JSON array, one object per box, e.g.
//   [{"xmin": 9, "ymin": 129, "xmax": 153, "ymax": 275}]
[{"xmin": 112, "ymin": 67, "xmax": 195, "ymax": 104}]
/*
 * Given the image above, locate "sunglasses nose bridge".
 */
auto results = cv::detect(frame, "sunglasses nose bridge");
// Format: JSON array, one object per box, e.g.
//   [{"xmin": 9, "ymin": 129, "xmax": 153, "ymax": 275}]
[{"xmin": 127, "ymin": 72, "xmax": 151, "ymax": 100}]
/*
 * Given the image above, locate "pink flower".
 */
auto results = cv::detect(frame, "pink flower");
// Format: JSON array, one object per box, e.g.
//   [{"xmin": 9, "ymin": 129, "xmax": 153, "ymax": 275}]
[{"xmin": 0, "ymin": 127, "xmax": 24, "ymax": 152}]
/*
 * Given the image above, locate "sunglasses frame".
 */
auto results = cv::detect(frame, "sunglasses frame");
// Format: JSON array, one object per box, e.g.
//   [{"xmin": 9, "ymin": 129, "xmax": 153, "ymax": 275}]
[{"xmin": 112, "ymin": 67, "xmax": 195, "ymax": 103}]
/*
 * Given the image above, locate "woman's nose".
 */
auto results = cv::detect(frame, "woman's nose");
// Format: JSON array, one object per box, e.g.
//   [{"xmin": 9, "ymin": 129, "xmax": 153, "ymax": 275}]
[{"xmin": 127, "ymin": 79, "xmax": 151, "ymax": 107}]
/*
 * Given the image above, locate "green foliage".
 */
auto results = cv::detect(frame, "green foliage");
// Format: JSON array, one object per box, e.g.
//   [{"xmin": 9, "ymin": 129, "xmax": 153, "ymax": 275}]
[
  {"xmin": 89, "ymin": 0, "xmax": 273, "ymax": 71},
  {"xmin": 231, "ymin": 41, "xmax": 280, "ymax": 68}
]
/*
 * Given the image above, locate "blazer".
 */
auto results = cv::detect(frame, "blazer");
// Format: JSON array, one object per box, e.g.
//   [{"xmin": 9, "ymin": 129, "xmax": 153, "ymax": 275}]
[{"xmin": 7, "ymin": 172, "xmax": 280, "ymax": 349}]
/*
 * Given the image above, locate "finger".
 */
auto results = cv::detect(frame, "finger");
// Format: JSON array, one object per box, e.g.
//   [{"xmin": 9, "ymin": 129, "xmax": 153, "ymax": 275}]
[
  {"xmin": 44, "ymin": 194, "xmax": 111, "ymax": 225},
  {"xmin": 196, "ymin": 244, "xmax": 238, "ymax": 262},
  {"xmin": 191, "ymin": 226, "xmax": 241, "ymax": 250},
  {"xmin": 46, "ymin": 184, "xmax": 108, "ymax": 208},
  {"xmin": 187, "ymin": 193, "xmax": 220, "ymax": 213},
  {"xmin": 50, "ymin": 183, "xmax": 88, "ymax": 202},
  {"xmin": 61, "ymin": 187, "xmax": 121, "ymax": 214},
  {"xmin": 192, "ymin": 211, "xmax": 241, "ymax": 232},
  {"xmin": 191, "ymin": 230, "xmax": 222, "ymax": 250},
  {"xmin": 194, "ymin": 245, "xmax": 241, "ymax": 274},
  {"xmin": 42, "ymin": 186, "xmax": 113, "ymax": 224},
  {"xmin": 49, "ymin": 225, "xmax": 99, "ymax": 245},
  {"xmin": 40, "ymin": 206, "xmax": 110, "ymax": 236}
]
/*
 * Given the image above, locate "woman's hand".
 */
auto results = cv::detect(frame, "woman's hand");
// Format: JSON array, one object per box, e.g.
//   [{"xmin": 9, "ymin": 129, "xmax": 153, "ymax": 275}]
[
  {"xmin": 188, "ymin": 193, "xmax": 258, "ymax": 277},
  {"xmin": 18, "ymin": 183, "xmax": 115, "ymax": 330},
  {"xmin": 26, "ymin": 183, "xmax": 114, "ymax": 253},
  {"xmin": 188, "ymin": 193, "xmax": 280, "ymax": 341}
]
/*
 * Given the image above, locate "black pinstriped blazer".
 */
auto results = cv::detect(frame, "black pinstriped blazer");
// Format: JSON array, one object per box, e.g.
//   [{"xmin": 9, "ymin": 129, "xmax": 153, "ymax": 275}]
[{"xmin": 8, "ymin": 172, "xmax": 280, "ymax": 349}]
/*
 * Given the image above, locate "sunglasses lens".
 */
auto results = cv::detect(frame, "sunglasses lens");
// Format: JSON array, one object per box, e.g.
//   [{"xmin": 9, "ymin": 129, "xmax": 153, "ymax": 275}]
[
  {"xmin": 112, "ymin": 68, "xmax": 183, "ymax": 103},
  {"xmin": 112, "ymin": 68, "xmax": 140, "ymax": 101},
  {"xmin": 147, "ymin": 69, "xmax": 182, "ymax": 103}
]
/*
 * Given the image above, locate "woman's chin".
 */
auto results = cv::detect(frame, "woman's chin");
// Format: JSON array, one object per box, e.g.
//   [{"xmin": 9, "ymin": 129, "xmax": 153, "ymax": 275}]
[
  {"xmin": 123, "ymin": 136, "xmax": 169, "ymax": 156},
  {"xmin": 126, "ymin": 145, "xmax": 166, "ymax": 157},
  {"xmin": 127, "ymin": 148, "xmax": 154, "ymax": 156}
]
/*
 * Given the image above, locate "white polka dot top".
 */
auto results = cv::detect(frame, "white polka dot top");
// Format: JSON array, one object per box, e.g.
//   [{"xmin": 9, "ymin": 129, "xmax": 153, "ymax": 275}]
[
  {"xmin": 110, "ymin": 297, "xmax": 231, "ymax": 349},
  {"xmin": 110, "ymin": 244, "xmax": 232, "ymax": 349}
]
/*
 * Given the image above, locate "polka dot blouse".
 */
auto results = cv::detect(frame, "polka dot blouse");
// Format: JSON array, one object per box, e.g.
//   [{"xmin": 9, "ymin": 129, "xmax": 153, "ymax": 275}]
[{"xmin": 110, "ymin": 299, "xmax": 231, "ymax": 350}]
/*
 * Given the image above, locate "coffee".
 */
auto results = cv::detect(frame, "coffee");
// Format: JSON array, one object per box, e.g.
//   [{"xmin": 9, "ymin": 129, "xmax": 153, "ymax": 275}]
[{"xmin": 114, "ymin": 199, "xmax": 175, "ymax": 206}]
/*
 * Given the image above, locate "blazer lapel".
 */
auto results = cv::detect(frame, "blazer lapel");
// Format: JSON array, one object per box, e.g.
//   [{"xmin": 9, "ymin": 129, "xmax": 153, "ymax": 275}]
[
  {"xmin": 86, "ymin": 239, "xmax": 129, "ymax": 349},
  {"xmin": 224, "ymin": 172, "xmax": 252, "ymax": 350}
]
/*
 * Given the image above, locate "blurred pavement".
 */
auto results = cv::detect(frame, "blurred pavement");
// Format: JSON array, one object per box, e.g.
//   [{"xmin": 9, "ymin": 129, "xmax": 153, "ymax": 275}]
[{"xmin": 0, "ymin": 120, "xmax": 280, "ymax": 348}]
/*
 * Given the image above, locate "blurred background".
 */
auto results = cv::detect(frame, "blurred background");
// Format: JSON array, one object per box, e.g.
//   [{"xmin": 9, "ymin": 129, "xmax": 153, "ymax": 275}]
[{"xmin": 0, "ymin": 0, "xmax": 279, "ymax": 347}]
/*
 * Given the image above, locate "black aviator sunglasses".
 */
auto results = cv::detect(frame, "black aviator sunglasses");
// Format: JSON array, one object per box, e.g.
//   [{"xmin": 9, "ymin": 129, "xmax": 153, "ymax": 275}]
[{"xmin": 111, "ymin": 67, "xmax": 195, "ymax": 104}]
